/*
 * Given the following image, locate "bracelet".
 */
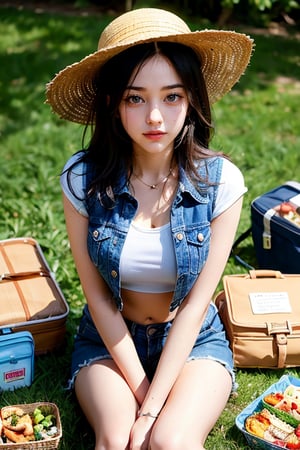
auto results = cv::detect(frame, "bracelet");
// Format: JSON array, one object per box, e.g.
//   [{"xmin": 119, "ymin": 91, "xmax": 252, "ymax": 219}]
[{"xmin": 137, "ymin": 411, "xmax": 158, "ymax": 419}]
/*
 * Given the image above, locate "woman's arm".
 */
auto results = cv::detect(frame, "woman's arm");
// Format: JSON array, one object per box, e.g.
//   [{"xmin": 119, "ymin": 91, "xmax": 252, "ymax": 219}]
[
  {"xmin": 139, "ymin": 196, "xmax": 243, "ymax": 416},
  {"xmin": 63, "ymin": 194, "xmax": 150, "ymax": 405}
]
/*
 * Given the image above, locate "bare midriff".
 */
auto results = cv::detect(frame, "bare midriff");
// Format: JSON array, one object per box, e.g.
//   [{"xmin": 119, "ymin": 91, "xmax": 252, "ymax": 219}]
[{"xmin": 121, "ymin": 288, "xmax": 177, "ymax": 325}]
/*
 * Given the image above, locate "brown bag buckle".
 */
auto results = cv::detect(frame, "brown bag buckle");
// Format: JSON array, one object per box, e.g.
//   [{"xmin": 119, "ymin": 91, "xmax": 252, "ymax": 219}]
[
  {"xmin": 267, "ymin": 321, "xmax": 292, "ymax": 335},
  {"xmin": 267, "ymin": 321, "xmax": 292, "ymax": 368}
]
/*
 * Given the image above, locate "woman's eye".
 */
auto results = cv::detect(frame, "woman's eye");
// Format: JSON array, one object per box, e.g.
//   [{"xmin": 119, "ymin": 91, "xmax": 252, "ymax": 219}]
[
  {"xmin": 166, "ymin": 93, "xmax": 182, "ymax": 103},
  {"xmin": 125, "ymin": 95, "xmax": 143, "ymax": 104}
]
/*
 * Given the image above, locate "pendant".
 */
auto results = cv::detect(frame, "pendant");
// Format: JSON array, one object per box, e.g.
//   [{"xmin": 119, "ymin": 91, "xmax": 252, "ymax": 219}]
[{"xmin": 150, "ymin": 185, "xmax": 157, "ymax": 189}]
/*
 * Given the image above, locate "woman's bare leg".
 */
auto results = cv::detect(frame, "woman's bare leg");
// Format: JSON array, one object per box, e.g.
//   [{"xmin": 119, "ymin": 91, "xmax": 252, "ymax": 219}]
[
  {"xmin": 75, "ymin": 359, "xmax": 138, "ymax": 450},
  {"xmin": 150, "ymin": 359, "xmax": 232, "ymax": 450}
]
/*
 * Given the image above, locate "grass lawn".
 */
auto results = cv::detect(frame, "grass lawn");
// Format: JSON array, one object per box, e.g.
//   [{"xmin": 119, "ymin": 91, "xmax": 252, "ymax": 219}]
[{"xmin": 0, "ymin": 3, "xmax": 299, "ymax": 449}]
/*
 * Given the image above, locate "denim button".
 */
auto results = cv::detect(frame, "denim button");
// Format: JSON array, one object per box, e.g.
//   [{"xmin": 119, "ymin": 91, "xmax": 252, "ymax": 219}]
[
  {"xmin": 197, "ymin": 232, "xmax": 204, "ymax": 242},
  {"xmin": 111, "ymin": 270, "xmax": 118, "ymax": 278},
  {"xmin": 93, "ymin": 230, "xmax": 99, "ymax": 238},
  {"xmin": 176, "ymin": 233, "xmax": 183, "ymax": 241},
  {"xmin": 147, "ymin": 327, "xmax": 156, "ymax": 336}
]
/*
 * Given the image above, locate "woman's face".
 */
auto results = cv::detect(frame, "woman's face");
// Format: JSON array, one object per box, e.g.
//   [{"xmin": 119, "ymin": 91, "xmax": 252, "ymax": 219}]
[{"xmin": 118, "ymin": 53, "xmax": 189, "ymax": 157}]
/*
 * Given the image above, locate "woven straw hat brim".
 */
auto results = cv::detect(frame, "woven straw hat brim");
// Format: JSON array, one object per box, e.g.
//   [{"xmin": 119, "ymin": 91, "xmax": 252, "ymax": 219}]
[{"xmin": 46, "ymin": 9, "xmax": 254, "ymax": 124}]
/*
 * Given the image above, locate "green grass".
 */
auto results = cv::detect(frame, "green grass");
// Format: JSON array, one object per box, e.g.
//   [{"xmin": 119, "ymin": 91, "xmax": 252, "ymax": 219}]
[{"xmin": 0, "ymin": 4, "xmax": 300, "ymax": 449}]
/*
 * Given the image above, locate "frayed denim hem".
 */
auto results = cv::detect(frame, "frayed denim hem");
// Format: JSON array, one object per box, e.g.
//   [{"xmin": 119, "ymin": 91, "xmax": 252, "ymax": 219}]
[
  {"xmin": 187, "ymin": 355, "xmax": 238, "ymax": 393},
  {"xmin": 66, "ymin": 355, "xmax": 113, "ymax": 390}
]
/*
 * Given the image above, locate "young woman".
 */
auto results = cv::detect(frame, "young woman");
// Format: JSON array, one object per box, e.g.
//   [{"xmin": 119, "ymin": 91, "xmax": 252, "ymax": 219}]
[{"xmin": 47, "ymin": 8, "xmax": 253, "ymax": 450}]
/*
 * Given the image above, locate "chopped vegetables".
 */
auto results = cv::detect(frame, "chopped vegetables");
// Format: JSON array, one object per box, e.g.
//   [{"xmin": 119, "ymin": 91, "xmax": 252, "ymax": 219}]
[{"xmin": 32, "ymin": 407, "xmax": 57, "ymax": 441}]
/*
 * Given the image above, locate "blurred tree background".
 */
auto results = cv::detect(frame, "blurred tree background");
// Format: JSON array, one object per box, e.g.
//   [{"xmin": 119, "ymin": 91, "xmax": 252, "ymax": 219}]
[{"xmin": 2, "ymin": 0, "xmax": 299, "ymax": 28}]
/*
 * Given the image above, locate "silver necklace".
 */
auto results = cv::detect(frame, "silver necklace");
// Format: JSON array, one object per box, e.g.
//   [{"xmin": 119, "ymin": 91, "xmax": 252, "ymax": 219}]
[{"xmin": 134, "ymin": 167, "xmax": 173, "ymax": 190}]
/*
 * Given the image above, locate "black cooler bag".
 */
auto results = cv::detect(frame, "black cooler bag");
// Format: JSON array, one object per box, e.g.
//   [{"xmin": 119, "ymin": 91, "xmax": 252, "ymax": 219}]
[{"xmin": 251, "ymin": 181, "xmax": 300, "ymax": 273}]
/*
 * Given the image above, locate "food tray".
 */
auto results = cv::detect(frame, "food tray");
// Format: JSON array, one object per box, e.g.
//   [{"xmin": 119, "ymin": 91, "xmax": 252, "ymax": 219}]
[
  {"xmin": 0, "ymin": 402, "xmax": 62, "ymax": 449},
  {"xmin": 236, "ymin": 374, "xmax": 300, "ymax": 450}
]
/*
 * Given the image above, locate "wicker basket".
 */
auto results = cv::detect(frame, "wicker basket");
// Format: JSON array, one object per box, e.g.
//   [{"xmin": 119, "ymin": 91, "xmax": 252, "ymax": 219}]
[{"xmin": 0, "ymin": 402, "xmax": 62, "ymax": 449}]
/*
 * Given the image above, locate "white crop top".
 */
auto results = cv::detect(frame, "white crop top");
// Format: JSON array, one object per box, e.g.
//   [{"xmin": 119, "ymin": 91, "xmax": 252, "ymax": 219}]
[
  {"xmin": 119, "ymin": 222, "xmax": 177, "ymax": 293},
  {"xmin": 61, "ymin": 155, "xmax": 247, "ymax": 294}
]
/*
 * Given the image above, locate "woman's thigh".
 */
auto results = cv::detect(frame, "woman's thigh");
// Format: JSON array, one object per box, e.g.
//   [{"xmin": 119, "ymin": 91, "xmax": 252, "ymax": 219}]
[
  {"xmin": 75, "ymin": 359, "xmax": 137, "ymax": 448},
  {"xmin": 150, "ymin": 359, "xmax": 232, "ymax": 450}
]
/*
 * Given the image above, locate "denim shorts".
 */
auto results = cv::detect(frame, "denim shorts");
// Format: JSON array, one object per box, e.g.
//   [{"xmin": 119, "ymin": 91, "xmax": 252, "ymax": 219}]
[{"xmin": 68, "ymin": 302, "xmax": 235, "ymax": 389}]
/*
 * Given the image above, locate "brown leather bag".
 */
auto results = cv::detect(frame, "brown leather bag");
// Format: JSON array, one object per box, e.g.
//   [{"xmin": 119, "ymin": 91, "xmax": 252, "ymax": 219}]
[
  {"xmin": 0, "ymin": 237, "xmax": 69, "ymax": 354},
  {"xmin": 215, "ymin": 270, "xmax": 300, "ymax": 368}
]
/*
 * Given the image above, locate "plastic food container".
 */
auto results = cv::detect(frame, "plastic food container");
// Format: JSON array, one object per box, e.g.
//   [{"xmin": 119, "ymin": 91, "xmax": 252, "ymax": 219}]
[{"xmin": 236, "ymin": 374, "xmax": 300, "ymax": 449}]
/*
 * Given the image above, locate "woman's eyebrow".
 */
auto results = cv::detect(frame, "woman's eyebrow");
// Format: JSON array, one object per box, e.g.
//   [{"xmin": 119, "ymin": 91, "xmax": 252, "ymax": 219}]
[{"xmin": 126, "ymin": 84, "xmax": 184, "ymax": 91}]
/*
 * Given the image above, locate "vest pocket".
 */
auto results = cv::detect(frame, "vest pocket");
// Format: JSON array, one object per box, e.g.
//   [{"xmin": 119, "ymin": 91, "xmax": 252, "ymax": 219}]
[{"xmin": 185, "ymin": 224, "xmax": 210, "ymax": 275}]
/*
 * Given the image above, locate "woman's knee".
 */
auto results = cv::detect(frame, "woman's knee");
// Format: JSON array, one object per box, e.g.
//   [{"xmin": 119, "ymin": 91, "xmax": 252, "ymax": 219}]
[
  {"xmin": 150, "ymin": 425, "xmax": 204, "ymax": 450},
  {"xmin": 95, "ymin": 431, "xmax": 130, "ymax": 450}
]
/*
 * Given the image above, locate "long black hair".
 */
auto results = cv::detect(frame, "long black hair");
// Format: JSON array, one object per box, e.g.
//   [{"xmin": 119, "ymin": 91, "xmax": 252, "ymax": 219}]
[{"xmin": 71, "ymin": 42, "xmax": 223, "ymax": 196}]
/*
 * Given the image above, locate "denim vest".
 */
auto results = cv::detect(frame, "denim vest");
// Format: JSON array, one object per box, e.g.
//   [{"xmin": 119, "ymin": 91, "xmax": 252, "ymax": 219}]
[{"xmin": 85, "ymin": 157, "xmax": 223, "ymax": 312}]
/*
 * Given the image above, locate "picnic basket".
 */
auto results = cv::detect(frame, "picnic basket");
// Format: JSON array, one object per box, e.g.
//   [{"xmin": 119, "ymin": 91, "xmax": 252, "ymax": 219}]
[{"xmin": 0, "ymin": 402, "xmax": 62, "ymax": 449}]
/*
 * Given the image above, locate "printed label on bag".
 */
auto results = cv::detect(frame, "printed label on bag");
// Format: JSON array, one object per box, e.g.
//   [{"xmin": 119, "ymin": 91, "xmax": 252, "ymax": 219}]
[
  {"xmin": 4, "ymin": 368, "xmax": 26, "ymax": 383},
  {"xmin": 249, "ymin": 292, "xmax": 291, "ymax": 314}
]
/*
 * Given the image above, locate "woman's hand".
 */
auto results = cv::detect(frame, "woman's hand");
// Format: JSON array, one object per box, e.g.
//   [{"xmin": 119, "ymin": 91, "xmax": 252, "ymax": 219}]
[{"xmin": 129, "ymin": 415, "xmax": 156, "ymax": 450}]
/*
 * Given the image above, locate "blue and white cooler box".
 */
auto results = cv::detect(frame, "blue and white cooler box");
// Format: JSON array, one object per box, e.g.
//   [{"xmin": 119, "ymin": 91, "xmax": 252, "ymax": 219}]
[
  {"xmin": 0, "ymin": 328, "xmax": 34, "ymax": 391},
  {"xmin": 236, "ymin": 374, "xmax": 300, "ymax": 449}
]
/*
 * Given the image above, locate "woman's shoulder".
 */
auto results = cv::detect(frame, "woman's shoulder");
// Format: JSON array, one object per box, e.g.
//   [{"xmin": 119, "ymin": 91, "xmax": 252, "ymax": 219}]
[
  {"xmin": 200, "ymin": 155, "xmax": 242, "ymax": 177},
  {"xmin": 219, "ymin": 156, "xmax": 244, "ymax": 183},
  {"xmin": 213, "ymin": 156, "xmax": 247, "ymax": 219},
  {"xmin": 60, "ymin": 150, "xmax": 89, "ymax": 217},
  {"xmin": 62, "ymin": 150, "xmax": 86, "ymax": 173}
]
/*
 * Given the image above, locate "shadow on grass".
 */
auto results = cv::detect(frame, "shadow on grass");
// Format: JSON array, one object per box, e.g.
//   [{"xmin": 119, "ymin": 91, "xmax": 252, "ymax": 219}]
[
  {"xmin": 239, "ymin": 32, "xmax": 300, "ymax": 93},
  {"xmin": 0, "ymin": 7, "xmax": 110, "ymax": 138}
]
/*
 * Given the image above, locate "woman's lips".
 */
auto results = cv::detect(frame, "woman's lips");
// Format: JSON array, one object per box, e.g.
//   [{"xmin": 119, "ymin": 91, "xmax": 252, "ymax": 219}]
[{"xmin": 143, "ymin": 131, "xmax": 166, "ymax": 140}]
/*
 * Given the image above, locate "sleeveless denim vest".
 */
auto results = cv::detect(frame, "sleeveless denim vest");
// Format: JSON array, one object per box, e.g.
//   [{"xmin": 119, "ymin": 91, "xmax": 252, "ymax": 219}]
[{"xmin": 84, "ymin": 157, "xmax": 223, "ymax": 311}]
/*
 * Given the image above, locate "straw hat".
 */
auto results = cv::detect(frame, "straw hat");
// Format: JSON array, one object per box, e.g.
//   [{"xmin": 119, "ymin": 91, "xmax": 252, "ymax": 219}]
[{"xmin": 46, "ymin": 8, "xmax": 254, "ymax": 124}]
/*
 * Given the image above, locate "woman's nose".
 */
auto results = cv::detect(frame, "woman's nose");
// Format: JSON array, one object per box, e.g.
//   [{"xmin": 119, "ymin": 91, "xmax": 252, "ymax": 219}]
[{"xmin": 146, "ymin": 105, "xmax": 163, "ymax": 125}]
